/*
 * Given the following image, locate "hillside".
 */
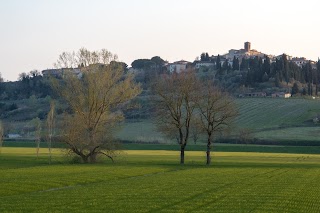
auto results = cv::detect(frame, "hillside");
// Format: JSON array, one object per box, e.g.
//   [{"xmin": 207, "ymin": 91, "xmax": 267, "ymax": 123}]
[
  {"xmin": 116, "ymin": 97, "xmax": 320, "ymax": 144},
  {"xmin": 2, "ymin": 96, "xmax": 320, "ymax": 145}
]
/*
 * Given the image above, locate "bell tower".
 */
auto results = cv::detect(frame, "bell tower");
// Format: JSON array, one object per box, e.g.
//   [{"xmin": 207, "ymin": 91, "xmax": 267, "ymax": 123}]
[{"xmin": 244, "ymin": 42, "xmax": 251, "ymax": 52}]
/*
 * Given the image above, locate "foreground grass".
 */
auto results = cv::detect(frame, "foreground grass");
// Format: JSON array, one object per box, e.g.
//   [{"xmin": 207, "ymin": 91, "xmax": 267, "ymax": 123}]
[{"xmin": 1, "ymin": 148, "xmax": 320, "ymax": 212}]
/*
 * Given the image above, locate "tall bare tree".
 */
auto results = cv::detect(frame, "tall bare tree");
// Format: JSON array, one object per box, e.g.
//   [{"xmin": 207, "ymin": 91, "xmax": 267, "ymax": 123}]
[
  {"xmin": 47, "ymin": 101, "xmax": 55, "ymax": 164},
  {"xmin": 32, "ymin": 117, "xmax": 42, "ymax": 159},
  {"xmin": 51, "ymin": 63, "xmax": 141, "ymax": 163},
  {"xmin": 196, "ymin": 82, "xmax": 237, "ymax": 165},
  {"xmin": 153, "ymin": 71, "xmax": 199, "ymax": 164}
]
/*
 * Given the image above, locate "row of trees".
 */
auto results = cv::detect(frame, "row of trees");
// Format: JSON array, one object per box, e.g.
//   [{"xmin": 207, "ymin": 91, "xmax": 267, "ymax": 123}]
[
  {"xmin": 153, "ymin": 71, "xmax": 237, "ymax": 165},
  {"xmin": 198, "ymin": 52, "xmax": 320, "ymax": 94},
  {"xmin": 50, "ymin": 50, "xmax": 236, "ymax": 165},
  {"xmin": 1, "ymin": 48, "xmax": 236, "ymax": 165},
  {"xmin": 0, "ymin": 70, "xmax": 52, "ymax": 100},
  {"xmin": 54, "ymin": 48, "xmax": 118, "ymax": 68}
]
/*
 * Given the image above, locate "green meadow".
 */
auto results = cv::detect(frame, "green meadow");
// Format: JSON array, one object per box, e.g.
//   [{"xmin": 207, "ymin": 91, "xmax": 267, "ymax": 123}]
[{"xmin": 2, "ymin": 147, "xmax": 320, "ymax": 212}]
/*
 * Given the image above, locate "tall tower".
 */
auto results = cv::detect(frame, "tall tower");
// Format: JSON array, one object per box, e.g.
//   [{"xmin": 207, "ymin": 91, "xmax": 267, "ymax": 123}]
[{"xmin": 244, "ymin": 42, "xmax": 251, "ymax": 52}]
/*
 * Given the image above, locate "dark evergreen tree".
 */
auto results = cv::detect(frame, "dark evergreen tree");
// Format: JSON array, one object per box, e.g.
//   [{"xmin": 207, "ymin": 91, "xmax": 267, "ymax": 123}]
[
  {"xmin": 216, "ymin": 55, "xmax": 221, "ymax": 71},
  {"xmin": 205, "ymin": 53, "xmax": 210, "ymax": 61},
  {"xmin": 232, "ymin": 56, "xmax": 239, "ymax": 71},
  {"xmin": 200, "ymin": 53, "xmax": 210, "ymax": 61},
  {"xmin": 302, "ymin": 87, "xmax": 307, "ymax": 96},
  {"xmin": 291, "ymin": 82, "xmax": 299, "ymax": 95},
  {"xmin": 282, "ymin": 54, "xmax": 290, "ymax": 84},
  {"xmin": 222, "ymin": 59, "xmax": 230, "ymax": 72},
  {"xmin": 262, "ymin": 56, "xmax": 271, "ymax": 76},
  {"xmin": 240, "ymin": 58, "xmax": 248, "ymax": 71},
  {"xmin": 262, "ymin": 72, "xmax": 269, "ymax": 82}
]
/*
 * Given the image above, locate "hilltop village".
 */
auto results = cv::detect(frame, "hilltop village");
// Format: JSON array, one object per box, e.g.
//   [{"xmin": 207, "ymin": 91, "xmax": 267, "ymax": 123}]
[
  {"xmin": 162, "ymin": 42, "xmax": 317, "ymax": 74},
  {"xmin": 40, "ymin": 42, "xmax": 320, "ymax": 98}
]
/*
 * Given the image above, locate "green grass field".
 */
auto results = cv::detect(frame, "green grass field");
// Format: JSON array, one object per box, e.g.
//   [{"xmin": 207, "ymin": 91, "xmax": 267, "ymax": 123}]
[{"xmin": 2, "ymin": 147, "xmax": 320, "ymax": 212}]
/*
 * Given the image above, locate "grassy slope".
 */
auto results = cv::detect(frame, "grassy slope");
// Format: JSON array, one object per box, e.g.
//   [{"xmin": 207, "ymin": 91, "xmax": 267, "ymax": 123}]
[
  {"xmin": 116, "ymin": 98, "xmax": 320, "ymax": 144},
  {"xmin": 1, "ymin": 148, "xmax": 320, "ymax": 212}
]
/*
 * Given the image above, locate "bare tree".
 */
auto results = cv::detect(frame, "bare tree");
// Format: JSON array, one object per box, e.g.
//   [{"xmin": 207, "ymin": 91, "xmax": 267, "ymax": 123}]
[
  {"xmin": 47, "ymin": 101, "xmax": 55, "ymax": 164},
  {"xmin": 54, "ymin": 48, "xmax": 118, "ymax": 68},
  {"xmin": 54, "ymin": 51, "xmax": 77, "ymax": 68},
  {"xmin": 32, "ymin": 117, "xmax": 42, "ymax": 159},
  {"xmin": 51, "ymin": 63, "xmax": 141, "ymax": 163},
  {"xmin": 196, "ymin": 82, "xmax": 237, "ymax": 165},
  {"xmin": 0, "ymin": 121, "xmax": 3, "ymax": 154},
  {"xmin": 101, "ymin": 49, "xmax": 117, "ymax": 64},
  {"xmin": 238, "ymin": 128, "xmax": 253, "ymax": 145},
  {"xmin": 191, "ymin": 121, "xmax": 201, "ymax": 145},
  {"xmin": 153, "ymin": 71, "xmax": 199, "ymax": 164}
]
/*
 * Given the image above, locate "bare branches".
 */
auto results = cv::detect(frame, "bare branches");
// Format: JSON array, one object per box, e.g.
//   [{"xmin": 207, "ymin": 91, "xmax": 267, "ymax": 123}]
[
  {"xmin": 54, "ymin": 48, "xmax": 118, "ymax": 68},
  {"xmin": 196, "ymin": 81, "xmax": 238, "ymax": 165},
  {"xmin": 52, "ymin": 60, "xmax": 141, "ymax": 163},
  {"xmin": 153, "ymin": 70, "xmax": 199, "ymax": 164},
  {"xmin": 154, "ymin": 72, "xmax": 238, "ymax": 165}
]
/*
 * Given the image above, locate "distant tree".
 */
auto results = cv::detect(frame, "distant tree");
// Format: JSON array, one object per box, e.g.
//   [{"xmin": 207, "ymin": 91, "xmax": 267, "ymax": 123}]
[
  {"xmin": 216, "ymin": 55, "xmax": 221, "ymax": 71},
  {"xmin": 54, "ymin": 48, "xmax": 118, "ymax": 68},
  {"xmin": 131, "ymin": 59, "xmax": 155, "ymax": 70},
  {"xmin": 238, "ymin": 128, "xmax": 253, "ymax": 144},
  {"xmin": 110, "ymin": 61, "xmax": 128, "ymax": 72},
  {"xmin": 232, "ymin": 56, "xmax": 239, "ymax": 71},
  {"xmin": 240, "ymin": 58, "xmax": 249, "ymax": 71},
  {"xmin": 0, "ymin": 121, "xmax": 3, "ymax": 154},
  {"xmin": 262, "ymin": 56, "xmax": 271, "ymax": 76},
  {"xmin": 153, "ymin": 70, "xmax": 199, "ymax": 164},
  {"xmin": 302, "ymin": 87, "xmax": 307, "ymax": 96},
  {"xmin": 32, "ymin": 117, "xmax": 42, "ymax": 159},
  {"xmin": 0, "ymin": 73, "xmax": 4, "ymax": 82},
  {"xmin": 46, "ymin": 101, "xmax": 55, "ymax": 164},
  {"xmin": 151, "ymin": 56, "xmax": 165, "ymax": 67},
  {"xmin": 196, "ymin": 82, "xmax": 237, "ymax": 165},
  {"xmin": 275, "ymin": 73, "xmax": 281, "ymax": 87},
  {"xmin": 262, "ymin": 72, "xmax": 269, "ymax": 82},
  {"xmin": 200, "ymin": 53, "xmax": 210, "ymax": 62},
  {"xmin": 205, "ymin": 53, "xmax": 210, "ymax": 61},
  {"xmin": 222, "ymin": 59, "xmax": 230, "ymax": 71},
  {"xmin": 282, "ymin": 54, "xmax": 290, "ymax": 84},
  {"xmin": 291, "ymin": 82, "xmax": 299, "ymax": 96}
]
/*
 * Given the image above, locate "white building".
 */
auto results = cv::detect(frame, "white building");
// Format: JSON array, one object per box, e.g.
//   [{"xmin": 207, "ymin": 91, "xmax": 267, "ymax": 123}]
[
  {"xmin": 195, "ymin": 61, "xmax": 215, "ymax": 69},
  {"xmin": 168, "ymin": 60, "xmax": 190, "ymax": 73},
  {"xmin": 42, "ymin": 68, "xmax": 82, "ymax": 78},
  {"xmin": 291, "ymin": 57, "xmax": 308, "ymax": 68}
]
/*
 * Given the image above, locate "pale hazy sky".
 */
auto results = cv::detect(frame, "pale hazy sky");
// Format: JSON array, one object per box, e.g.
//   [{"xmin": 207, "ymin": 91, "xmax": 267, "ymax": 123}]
[{"xmin": 0, "ymin": 0, "xmax": 319, "ymax": 81}]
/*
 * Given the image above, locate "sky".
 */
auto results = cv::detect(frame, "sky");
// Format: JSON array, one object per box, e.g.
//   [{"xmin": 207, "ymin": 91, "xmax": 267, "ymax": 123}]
[{"xmin": 0, "ymin": 0, "xmax": 319, "ymax": 81}]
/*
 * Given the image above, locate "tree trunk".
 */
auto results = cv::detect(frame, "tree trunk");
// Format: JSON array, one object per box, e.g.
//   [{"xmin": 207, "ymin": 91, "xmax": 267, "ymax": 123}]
[
  {"xmin": 89, "ymin": 152, "xmax": 97, "ymax": 163},
  {"xmin": 82, "ymin": 155, "xmax": 89, "ymax": 163},
  {"xmin": 180, "ymin": 145, "xmax": 185, "ymax": 165},
  {"xmin": 206, "ymin": 137, "xmax": 212, "ymax": 165},
  {"xmin": 206, "ymin": 144, "xmax": 211, "ymax": 165}
]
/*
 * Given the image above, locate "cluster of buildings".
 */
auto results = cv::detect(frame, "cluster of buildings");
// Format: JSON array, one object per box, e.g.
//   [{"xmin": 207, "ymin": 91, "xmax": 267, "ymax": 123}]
[
  {"xmin": 42, "ymin": 68, "xmax": 82, "ymax": 78},
  {"xmin": 239, "ymin": 92, "xmax": 291, "ymax": 98},
  {"xmin": 41, "ymin": 42, "xmax": 317, "ymax": 78},
  {"xmin": 165, "ymin": 42, "xmax": 317, "ymax": 73}
]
